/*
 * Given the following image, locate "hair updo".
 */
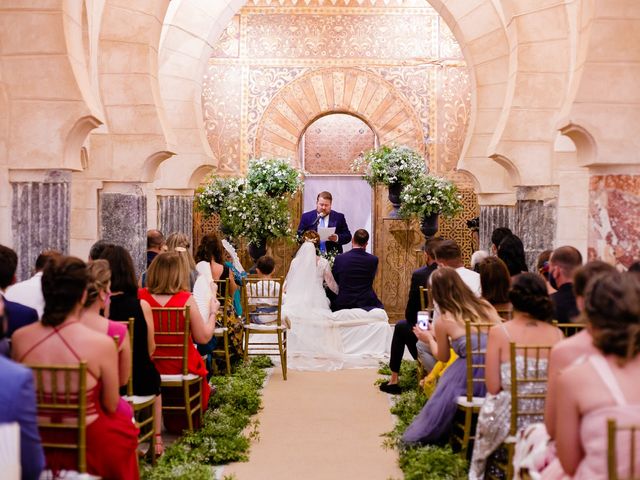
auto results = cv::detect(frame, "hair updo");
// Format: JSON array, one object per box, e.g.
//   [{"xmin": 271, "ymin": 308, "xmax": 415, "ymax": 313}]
[
  {"xmin": 508, "ymin": 273, "xmax": 554, "ymax": 322},
  {"xmin": 195, "ymin": 233, "xmax": 223, "ymax": 264},
  {"xmin": 302, "ymin": 230, "xmax": 320, "ymax": 245},
  {"xmin": 84, "ymin": 259, "xmax": 111, "ymax": 308},
  {"xmin": 585, "ymin": 271, "xmax": 640, "ymax": 361},
  {"xmin": 42, "ymin": 256, "xmax": 88, "ymax": 327}
]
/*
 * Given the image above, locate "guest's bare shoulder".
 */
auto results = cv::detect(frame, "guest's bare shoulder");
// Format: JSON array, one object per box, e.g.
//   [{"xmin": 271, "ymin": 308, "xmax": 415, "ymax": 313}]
[{"xmin": 550, "ymin": 330, "xmax": 594, "ymax": 372}]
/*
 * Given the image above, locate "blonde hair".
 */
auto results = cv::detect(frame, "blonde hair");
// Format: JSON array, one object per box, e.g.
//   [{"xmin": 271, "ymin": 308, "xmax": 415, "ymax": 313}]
[
  {"xmin": 166, "ymin": 232, "xmax": 196, "ymax": 270},
  {"xmin": 431, "ymin": 267, "xmax": 496, "ymax": 324},
  {"xmin": 85, "ymin": 259, "xmax": 111, "ymax": 307},
  {"xmin": 147, "ymin": 252, "xmax": 189, "ymax": 294}
]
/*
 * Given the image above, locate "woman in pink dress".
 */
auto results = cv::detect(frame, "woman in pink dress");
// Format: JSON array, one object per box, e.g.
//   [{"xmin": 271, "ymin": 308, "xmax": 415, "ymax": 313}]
[{"xmin": 554, "ymin": 271, "xmax": 640, "ymax": 479}]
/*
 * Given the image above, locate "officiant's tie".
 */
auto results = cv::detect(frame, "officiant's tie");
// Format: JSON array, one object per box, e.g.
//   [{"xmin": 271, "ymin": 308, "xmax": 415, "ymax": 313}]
[{"xmin": 319, "ymin": 215, "xmax": 326, "ymax": 253}]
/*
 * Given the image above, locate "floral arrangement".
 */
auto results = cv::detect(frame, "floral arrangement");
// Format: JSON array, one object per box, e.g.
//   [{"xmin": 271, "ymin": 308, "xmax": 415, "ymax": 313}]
[
  {"xmin": 398, "ymin": 174, "xmax": 463, "ymax": 219},
  {"xmin": 319, "ymin": 249, "xmax": 339, "ymax": 268},
  {"xmin": 195, "ymin": 158, "xmax": 302, "ymax": 245},
  {"xmin": 351, "ymin": 144, "xmax": 427, "ymax": 186},
  {"xmin": 220, "ymin": 189, "xmax": 292, "ymax": 245},
  {"xmin": 246, "ymin": 157, "xmax": 302, "ymax": 197}
]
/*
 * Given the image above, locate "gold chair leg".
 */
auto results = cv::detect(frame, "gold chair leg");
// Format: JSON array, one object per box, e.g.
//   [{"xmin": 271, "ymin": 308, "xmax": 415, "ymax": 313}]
[
  {"xmin": 278, "ymin": 330, "xmax": 287, "ymax": 380},
  {"xmin": 243, "ymin": 328, "xmax": 250, "ymax": 363},
  {"xmin": 184, "ymin": 382, "xmax": 193, "ymax": 432},
  {"xmin": 224, "ymin": 332, "xmax": 231, "ymax": 374},
  {"xmin": 461, "ymin": 408, "xmax": 473, "ymax": 458}
]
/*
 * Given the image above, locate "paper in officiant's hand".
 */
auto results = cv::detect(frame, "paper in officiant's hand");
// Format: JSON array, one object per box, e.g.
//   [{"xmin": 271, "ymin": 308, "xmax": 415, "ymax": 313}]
[{"xmin": 318, "ymin": 227, "xmax": 336, "ymax": 241}]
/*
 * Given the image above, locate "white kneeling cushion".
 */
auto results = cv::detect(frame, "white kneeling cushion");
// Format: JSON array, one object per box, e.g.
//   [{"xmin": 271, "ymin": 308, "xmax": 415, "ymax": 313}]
[{"xmin": 332, "ymin": 308, "xmax": 388, "ymax": 327}]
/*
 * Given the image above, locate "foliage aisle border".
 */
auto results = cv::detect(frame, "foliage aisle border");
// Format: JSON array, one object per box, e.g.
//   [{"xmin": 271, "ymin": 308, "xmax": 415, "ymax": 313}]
[
  {"xmin": 141, "ymin": 356, "xmax": 274, "ymax": 480},
  {"xmin": 377, "ymin": 361, "xmax": 468, "ymax": 480}
]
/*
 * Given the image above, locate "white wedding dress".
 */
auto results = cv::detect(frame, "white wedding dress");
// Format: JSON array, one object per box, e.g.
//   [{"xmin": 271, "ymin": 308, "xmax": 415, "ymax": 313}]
[{"xmin": 280, "ymin": 241, "xmax": 393, "ymax": 371}]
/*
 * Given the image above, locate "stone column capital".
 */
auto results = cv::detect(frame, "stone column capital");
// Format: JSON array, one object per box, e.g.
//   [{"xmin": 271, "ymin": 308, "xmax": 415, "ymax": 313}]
[{"xmin": 9, "ymin": 169, "xmax": 72, "ymax": 184}]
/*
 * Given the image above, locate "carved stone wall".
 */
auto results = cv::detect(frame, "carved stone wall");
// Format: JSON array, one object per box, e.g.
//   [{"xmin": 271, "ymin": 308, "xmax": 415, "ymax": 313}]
[
  {"xmin": 158, "ymin": 195, "xmax": 194, "ymax": 245},
  {"xmin": 480, "ymin": 205, "xmax": 516, "ymax": 253}
]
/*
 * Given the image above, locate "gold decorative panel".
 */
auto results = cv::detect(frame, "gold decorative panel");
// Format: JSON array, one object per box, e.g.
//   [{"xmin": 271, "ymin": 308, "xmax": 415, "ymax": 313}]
[{"xmin": 303, "ymin": 114, "xmax": 375, "ymax": 174}]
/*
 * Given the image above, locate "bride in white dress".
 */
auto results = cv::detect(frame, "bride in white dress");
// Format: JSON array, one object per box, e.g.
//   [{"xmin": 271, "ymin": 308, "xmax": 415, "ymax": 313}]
[{"xmin": 282, "ymin": 231, "xmax": 392, "ymax": 371}]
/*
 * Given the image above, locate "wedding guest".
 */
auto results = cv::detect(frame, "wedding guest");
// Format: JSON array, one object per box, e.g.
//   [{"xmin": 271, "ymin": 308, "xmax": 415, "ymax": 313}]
[
  {"xmin": 146, "ymin": 229, "xmax": 165, "ymax": 267},
  {"xmin": 434, "ymin": 239, "xmax": 481, "ymax": 296},
  {"xmin": 401, "ymin": 267, "xmax": 501, "ymax": 446},
  {"xmin": 165, "ymin": 232, "xmax": 198, "ymax": 289},
  {"xmin": 98, "ymin": 245, "xmax": 164, "ymax": 455},
  {"xmin": 5, "ymin": 249, "xmax": 60, "ymax": 318},
  {"xmin": 478, "ymin": 256, "xmax": 511, "ymax": 313},
  {"xmin": 296, "ymin": 191, "xmax": 352, "ymax": 255},
  {"xmin": 83, "ymin": 260, "xmax": 131, "ymax": 388},
  {"xmin": 195, "ymin": 233, "xmax": 237, "ymax": 301},
  {"xmin": 497, "ymin": 233, "xmax": 528, "ymax": 277},
  {"xmin": 88, "ymin": 240, "xmax": 115, "ymax": 261},
  {"xmin": 490, "ymin": 227, "xmax": 512, "ymax": 255},
  {"xmin": 554, "ymin": 271, "xmax": 640, "ymax": 478},
  {"xmin": 380, "ymin": 237, "xmax": 441, "ymax": 394},
  {"xmin": 469, "ymin": 273, "xmax": 563, "ymax": 479},
  {"xmin": 331, "ymin": 229, "xmax": 383, "ymax": 311},
  {"xmin": 222, "ymin": 239, "xmax": 247, "ymax": 316},
  {"xmin": 11, "ymin": 256, "xmax": 139, "ymax": 479},
  {"xmin": 0, "ymin": 244, "xmax": 38, "ymax": 337},
  {"xmin": 536, "ymin": 249, "xmax": 556, "ymax": 294},
  {"xmin": 549, "ymin": 245, "xmax": 582, "ymax": 323},
  {"xmin": 0, "ymin": 296, "xmax": 45, "ymax": 480},
  {"xmin": 471, "ymin": 249, "xmax": 489, "ymax": 273},
  {"xmin": 140, "ymin": 252, "xmax": 215, "ymax": 433},
  {"xmin": 544, "ymin": 260, "xmax": 616, "ymax": 439}
]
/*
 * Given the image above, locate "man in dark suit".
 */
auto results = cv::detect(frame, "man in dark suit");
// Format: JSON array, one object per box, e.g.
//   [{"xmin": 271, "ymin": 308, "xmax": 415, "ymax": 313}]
[
  {"xmin": 379, "ymin": 237, "xmax": 441, "ymax": 394},
  {"xmin": 296, "ymin": 191, "xmax": 351, "ymax": 256},
  {"xmin": 549, "ymin": 245, "xmax": 582, "ymax": 323},
  {"xmin": 331, "ymin": 229, "xmax": 383, "ymax": 311},
  {"xmin": 0, "ymin": 245, "xmax": 39, "ymax": 337}
]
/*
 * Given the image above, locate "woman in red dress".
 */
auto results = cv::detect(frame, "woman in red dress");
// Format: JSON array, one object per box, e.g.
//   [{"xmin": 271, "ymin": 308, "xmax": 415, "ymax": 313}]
[
  {"xmin": 139, "ymin": 252, "xmax": 217, "ymax": 432},
  {"xmin": 12, "ymin": 256, "xmax": 139, "ymax": 480}
]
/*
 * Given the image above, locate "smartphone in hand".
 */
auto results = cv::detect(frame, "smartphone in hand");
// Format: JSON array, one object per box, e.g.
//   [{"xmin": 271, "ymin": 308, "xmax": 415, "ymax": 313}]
[{"xmin": 417, "ymin": 311, "xmax": 431, "ymax": 330}]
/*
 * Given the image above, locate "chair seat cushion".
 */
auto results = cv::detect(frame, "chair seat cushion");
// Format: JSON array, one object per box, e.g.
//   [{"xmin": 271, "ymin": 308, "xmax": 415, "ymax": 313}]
[
  {"xmin": 160, "ymin": 373, "xmax": 200, "ymax": 382},
  {"xmin": 456, "ymin": 395, "xmax": 485, "ymax": 408},
  {"xmin": 214, "ymin": 327, "xmax": 228, "ymax": 334},
  {"xmin": 123, "ymin": 394, "xmax": 156, "ymax": 405},
  {"xmin": 244, "ymin": 323, "xmax": 286, "ymax": 331}
]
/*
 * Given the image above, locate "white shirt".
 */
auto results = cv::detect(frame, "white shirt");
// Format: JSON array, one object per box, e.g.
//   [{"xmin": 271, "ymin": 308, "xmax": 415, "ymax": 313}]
[
  {"xmin": 455, "ymin": 266, "xmax": 482, "ymax": 297},
  {"xmin": 5, "ymin": 272, "xmax": 45, "ymax": 318}
]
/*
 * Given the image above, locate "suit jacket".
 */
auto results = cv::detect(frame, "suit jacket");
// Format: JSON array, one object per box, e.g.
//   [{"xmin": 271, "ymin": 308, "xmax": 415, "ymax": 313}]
[
  {"xmin": 2, "ymin": 296, "xmax": 38, "ymax": 337},
  {"xmin": 551, "ymin": 283, "xmax": 579, "ymax": 323},
  {"xmin": 0, "ymin": 356, "xmax": 45, "ymax": 480},
  {"xmin": 404, "ymin": 262, "xmax": 438, "ymax": 326},
  {"xmin": 296, "ymin": 209, "xmax": 352, "ymax": 254},
  {"xmin": 331, "ymin": 247, "xmax": 383, "ymax": 311}
]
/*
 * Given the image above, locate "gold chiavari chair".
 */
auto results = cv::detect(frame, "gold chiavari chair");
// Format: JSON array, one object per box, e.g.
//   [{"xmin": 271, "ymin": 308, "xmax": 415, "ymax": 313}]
[
  {"xmin": 452, "ymin": 320, "xmax": 495, "ymax": 458},
  {"xmin": 30, "ymin": 363, "xmax": 88, "ymax": 474},
  {"xmin": 488, "ymin": 343, "xmax": 553, "ymax": 480},
  {"xmin": 419, "ymin": 286, "xmax": 434, "ymax": 315},
  {"xmin": 118, "ymin": 318, "xmax": 157, "ymax": 463},
  {"xmin": 608, "ymin": 419, "xmax": 640, "ymax": 480},
  {"xmin": 553, "ymin": 321, "xmax": 586, "ymax": 338},
  {"xmin": 152, "ymin": 306, "xmax": 202, "ymax": 432},
  {"xmin": 242, "ymin": 277, "xmax": 286, "ymax": 379},
  {"xmin": 212, "ymin": 279, "xmax": 233, "ymax": 374}
]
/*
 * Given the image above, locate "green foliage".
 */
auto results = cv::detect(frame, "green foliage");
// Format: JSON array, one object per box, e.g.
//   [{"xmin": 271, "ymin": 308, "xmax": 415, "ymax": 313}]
[
  {"xmin": 376, "ymin": 360, "xmax": 420, "ymax": 391},
  {"xmin": 250, "ymin": 354, "xmax": 274, "ymax": 369},
  {"xmin": 351, "ymin": 144, "xmax": 426, "ymax": 186},
  {"xmin": 195, "ymin": 177, "xmax": 245, "ymax": 217},
  {"xmin": 246, "ymin": 157, "xmax": 302, "ymax": 197},
  {"xmin": 141, "ymin": 360, "xmax": 267, "ymax": 479},
  {"xmin": 398, "ymin": 174, "xmax": 463, "ymax": 219},
  {"xmin": 399, "ymin": 446, "xmax": 468, "ymax": 480}
]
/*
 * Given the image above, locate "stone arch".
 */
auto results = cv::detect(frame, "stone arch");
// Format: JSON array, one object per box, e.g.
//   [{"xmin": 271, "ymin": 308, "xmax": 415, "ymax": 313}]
[
  {"xmin": 559, "ymin": 123, "xmax": 597, "ymax": 167},
  {"xmin": 255, "ymin": 68, "xmax": 426, "ymax": 169}
]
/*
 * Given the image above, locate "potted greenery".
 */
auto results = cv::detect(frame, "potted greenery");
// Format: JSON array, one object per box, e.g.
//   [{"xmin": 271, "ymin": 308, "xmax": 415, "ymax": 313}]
[
  {"xmin": 195, "ymin": 158, "xmax": 302, "ymax": 260},
  {"xmin": 398, "ymin": 174, "xmax": 463, "ymax": 237},
  {"xmin": 351, "ymin": 144, "xmax": 427, "ymax": 218}
]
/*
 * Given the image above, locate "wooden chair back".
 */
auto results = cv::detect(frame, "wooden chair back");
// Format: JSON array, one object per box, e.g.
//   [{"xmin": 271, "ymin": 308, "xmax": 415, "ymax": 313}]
[
  {"xmin": 419, "ymin": 286, "xmax": 434, "ymax": 315},
  {"xmin": 608, "ymin": 419, "xmax": 640, "ymax": 480},
  {"xmin": 553, "ymin": 321, "xmax": 586, "ymax": 338},
  {"xmin": 151, "ymin": 306, "xmax": 191, "ymax": 376},
  {"xmin": 243, "ymin": 277, "xmax": 284, "ymax": 326},
  {"xmin": 509, "ymin": 343, "xmax": 552, "ymax": 436},
  {"xmin": 463, "ymin": 320, "xmax": 494, "ymax": 402},
  {"xmin": 115, "ymin": 318, "xmax": 136, "ymax": 397},
  {"xmin": 30, "ymin": 362, "xmax": 88, "ymax": 473},
  {"xmin": 213, "ymin": 279, "xmax": 232, "ymax": 328}
]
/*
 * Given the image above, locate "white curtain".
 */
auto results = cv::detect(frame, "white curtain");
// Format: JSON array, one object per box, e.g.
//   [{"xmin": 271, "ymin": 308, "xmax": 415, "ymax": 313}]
[{"xmin": 303, "ymin": 176, "xmax": 373, "ymax": 253}]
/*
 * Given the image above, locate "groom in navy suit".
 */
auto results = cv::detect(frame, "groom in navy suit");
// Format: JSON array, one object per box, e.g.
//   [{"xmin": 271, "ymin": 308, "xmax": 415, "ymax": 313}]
[
  {"xmin": 331, "ymin": 229, "xmax": 383, "ymax": 311},
  {"xmin": 296, "ymin": 191, "xmax": 352, "ymax": 256}
]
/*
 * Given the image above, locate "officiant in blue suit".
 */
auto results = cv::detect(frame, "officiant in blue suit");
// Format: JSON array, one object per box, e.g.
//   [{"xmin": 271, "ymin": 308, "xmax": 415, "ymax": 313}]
[{"xmin": 296, "ymin": 191, "xmax": 352, "ymax": 256}]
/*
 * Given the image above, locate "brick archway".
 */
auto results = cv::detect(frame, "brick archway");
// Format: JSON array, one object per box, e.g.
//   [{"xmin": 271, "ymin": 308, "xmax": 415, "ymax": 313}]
[{"xmin": 254, "ymin": 67, "xmax": 426, "ymax": 167}]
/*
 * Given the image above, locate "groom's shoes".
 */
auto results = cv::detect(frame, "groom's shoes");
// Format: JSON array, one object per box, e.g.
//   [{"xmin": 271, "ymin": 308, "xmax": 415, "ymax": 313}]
[{"xmin": 379, "ymin": 381, "xmax": 402, "ymax": 395}]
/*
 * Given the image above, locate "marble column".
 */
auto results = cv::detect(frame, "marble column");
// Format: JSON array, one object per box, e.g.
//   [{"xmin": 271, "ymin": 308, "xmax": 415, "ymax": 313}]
[
  {"xmin": 588, "ymin": 174, "xmax": 640, "ymax": 268},
  {"xmin": 479, "ymin": 205, "xmax": 516, "ymax": 253},
  {"xmin": 10, "ymin": 170, "xmax": 71, "ymax": 281},
  {"xmin": 99, "ymin": 183, "xmax": 147, "ymax": 277},
  {"xmin": 157, "ymin": 194, "xmax": 194, "ymax": 244},
  {"xmin": 515, "ymin": 186, "xmax": 559, "ymax": 271}
]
